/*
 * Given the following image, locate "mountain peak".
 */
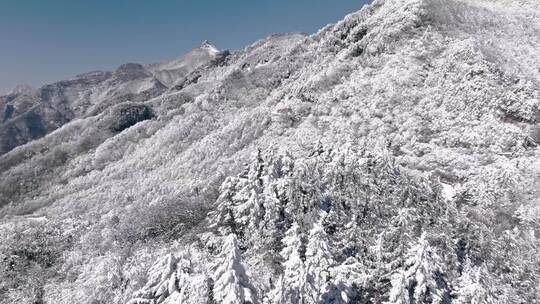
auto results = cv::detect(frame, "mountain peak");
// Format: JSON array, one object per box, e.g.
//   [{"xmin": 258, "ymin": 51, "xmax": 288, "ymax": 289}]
[{"xmin": 200, "ymin": 40, "xmax": 220, "ymax": 55}]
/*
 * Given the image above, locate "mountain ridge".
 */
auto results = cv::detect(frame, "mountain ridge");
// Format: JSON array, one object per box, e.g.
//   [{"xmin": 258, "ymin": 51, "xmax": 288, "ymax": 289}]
[
  {"xmin": 0, "ymin": 40, "xmax": 231, "ymax": 156},
  {"xmin": 1, "ymin": 0, "xmax": 539, "ymax": 303}
]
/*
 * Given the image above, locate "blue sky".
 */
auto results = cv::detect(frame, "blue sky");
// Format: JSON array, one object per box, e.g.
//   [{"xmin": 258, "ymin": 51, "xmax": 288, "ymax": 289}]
[{"xmin": 0, "ymin": 0, "xmax": 371, "ymax": 93}]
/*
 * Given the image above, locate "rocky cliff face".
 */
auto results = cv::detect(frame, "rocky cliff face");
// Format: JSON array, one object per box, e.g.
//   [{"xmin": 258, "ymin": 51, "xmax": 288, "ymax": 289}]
[{"xmin": 0, "ymin": 0, "xmax": 539, "ymax": 303}]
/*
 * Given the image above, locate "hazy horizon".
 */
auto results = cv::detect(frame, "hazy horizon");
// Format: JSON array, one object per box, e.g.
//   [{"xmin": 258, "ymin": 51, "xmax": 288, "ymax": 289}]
[{"xmin": 0, "ymin": 0, "xmax": 370, "ymax": 94}]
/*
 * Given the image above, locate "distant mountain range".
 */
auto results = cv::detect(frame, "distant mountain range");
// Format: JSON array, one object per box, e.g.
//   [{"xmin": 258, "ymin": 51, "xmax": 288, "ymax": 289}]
[{"xmin": 0, "ymin": 41, "xmax": 228, "ymax": 156}]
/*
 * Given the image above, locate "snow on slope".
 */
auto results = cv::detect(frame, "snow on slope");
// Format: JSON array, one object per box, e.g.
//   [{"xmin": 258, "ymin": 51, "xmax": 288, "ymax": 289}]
[{"xmin": 0, "ymin": 0, "xmax": 539, "ymax": 303}]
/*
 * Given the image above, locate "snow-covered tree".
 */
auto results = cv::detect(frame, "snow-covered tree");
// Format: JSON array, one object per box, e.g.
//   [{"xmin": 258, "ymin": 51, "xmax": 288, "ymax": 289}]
[
  {"xmin": 268, "ymin": 223, "xmax": 307, "ymax": 304},
  {"xmin": 385, "ymin": 270, "xmax": 411, "ymax": 304},
  {"xmin": 213, "ymin": 234, "xmax": 256, "ymax": 304},
  {"xmin": 385, "ymin": 233, "xmax": 450, "ymax": 304},
  {"xmin": 304, "ymin": 220, "xmax": 334, "ymax": 303},
  {"xmin": 128, "ymin": 254, "xmax": 179, "ymax": 304},
  {"xmin": 212, "ymin": 169, "xmax": 265, "ymax": 238},
  {"xmin": 453, "ymin": 258, "xmax": 495, "ymax": 304}
]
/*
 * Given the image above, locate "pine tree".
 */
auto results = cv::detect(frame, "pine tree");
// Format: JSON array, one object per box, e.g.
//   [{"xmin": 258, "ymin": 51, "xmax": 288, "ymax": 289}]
[
  {"xmin": 213, "ymin": 177, "xmax": 241, "ymax": 234},
  {"xmin": 174, "ymin": 258, "xmax": 209, "ymax": 304},
  {"xmin": 386, "ymin": 270, "xmax": 411, "ymax": 304},
  {"xmin": 212, "ymin": 155, "xmax": 267, "ymax": 240},
  {"xmin": 304, "ymin": 220, "xmax": 334, "ymax": 303},
  {"xmin": 233, "ymin": 149, "xmax": 267, "ymax": 234},
  {"xmin": 453, "ymin": 258, "xmax": 495, "ymax": 304},
  {"xmin": 329, "ymin": 258, "xmax": 367, "ymax": 304},
  {"xmin": 367, "ymin": 232, "xmax": 402, "ymax": 303},
  {"xmin": 128, "ymin": 254, "xmax": 179, "ymax": 304},
  {"xmin": 213, "ymin": 234, "xmax": 256, "ymax": 304},
  {"xmin": 268, "ymin": 223, "xmax": 307, "ymax": 304},
  {"xmin": 385, "ymin": 232, "xmax": 450, "ymax": 304}
]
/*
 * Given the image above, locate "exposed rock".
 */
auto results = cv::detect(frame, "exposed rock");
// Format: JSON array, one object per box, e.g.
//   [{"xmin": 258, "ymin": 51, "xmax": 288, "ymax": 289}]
[{"xmin": 108, "ymin": 103, "xmax": 154, "ymax": 132}]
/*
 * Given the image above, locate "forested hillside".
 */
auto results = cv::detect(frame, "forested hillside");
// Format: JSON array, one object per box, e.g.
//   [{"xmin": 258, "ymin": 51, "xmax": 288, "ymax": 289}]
[{"xmin": 1, "ymin": 0, "xmax": 539, "ymax": 303}]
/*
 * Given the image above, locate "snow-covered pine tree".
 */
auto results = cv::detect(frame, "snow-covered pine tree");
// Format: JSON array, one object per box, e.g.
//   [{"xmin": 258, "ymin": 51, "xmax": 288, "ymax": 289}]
[
  {"xmin": 329, "ymin": 256, "xmax": 367, "ymax": 304},
  {"xmin": 212, "ymin": 177, "xmax": 241, "ymax": 234},
  {"xmin": 268, "ymin": 223, "xmax": 307, "ymax": 304},
  {"xmin": 453, "ymin": 257, "xmax": 495, "ymax": 304},
  {"xmin": 367, "ymin": 231, "xmax": 403, "ymax": 303},
  {"xmin": 304, "ymin": 219, "xmax": 334, "ymax": 303},
  {"xmin": 257, "ymin": 168, "xmax": 292, "ymax": 274},
  {"xmin": 368, "ymin": 208, "xmax": 417, "ymax": 302},
  {"xmin": 385, "ymin": 232, "xmax": 450, "ymax": 304},
  {"xmin": 233, "ymin": 149, "xmax": 267, "ymax": 235},
  {"xmin": 385, "ymin": 270, "xmax": 411, "ymax": 304},
  {"xmin": 212, "ymin": 154, "xmax": 266, "ymax": 239},
  {"xmin": 212, "ymin": 234, "xmax": 256, "ymax": 304},
  {"xmin": 284, "ymin": 159, "xmax": 322, "ymax": 228},
  {"xmin": 127, "ymin": 254, "xmax": 179, "ymax": 304},
  {"xmin": 320, "ymin": 150, "xmax": 362, "ymax": 258}
]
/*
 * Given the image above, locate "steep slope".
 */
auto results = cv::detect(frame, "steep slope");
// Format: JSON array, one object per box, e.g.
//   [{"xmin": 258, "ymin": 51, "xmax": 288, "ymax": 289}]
[{"xmin": 1, "ymin": 0, "xmax": 539, "ymax": 303}]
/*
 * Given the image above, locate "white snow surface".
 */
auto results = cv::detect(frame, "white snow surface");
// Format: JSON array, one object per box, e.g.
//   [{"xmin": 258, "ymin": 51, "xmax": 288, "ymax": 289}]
[{"xmin": 0, "ymin": 0, "xmax": 539, "ymax": 303}]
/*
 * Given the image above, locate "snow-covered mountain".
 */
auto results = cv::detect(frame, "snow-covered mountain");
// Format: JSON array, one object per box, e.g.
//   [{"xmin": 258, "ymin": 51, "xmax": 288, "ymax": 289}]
[
  {"xmin": 1, "ymin": 0, "xmax": 539, "ymax": 303},
  {"xmin": 0, "ymin": 41, "xmax": 226, "ymax": 156}
]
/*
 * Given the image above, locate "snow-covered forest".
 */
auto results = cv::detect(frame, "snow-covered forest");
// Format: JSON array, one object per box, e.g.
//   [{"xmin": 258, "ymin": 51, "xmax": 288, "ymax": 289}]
[{"xmin": 1, "ymin": 0, "xmax": 539, "ymax": 303}]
